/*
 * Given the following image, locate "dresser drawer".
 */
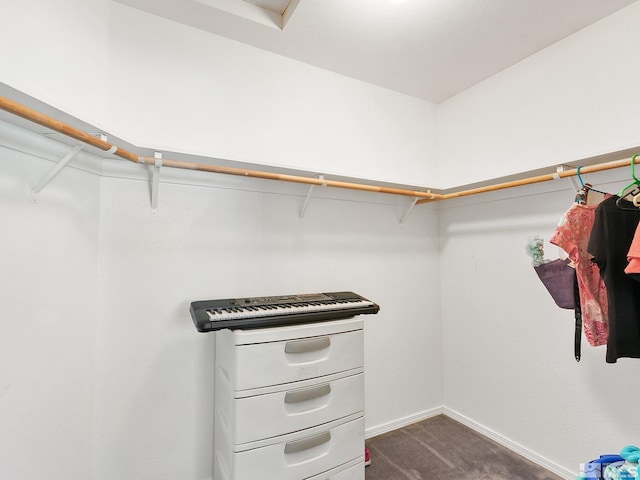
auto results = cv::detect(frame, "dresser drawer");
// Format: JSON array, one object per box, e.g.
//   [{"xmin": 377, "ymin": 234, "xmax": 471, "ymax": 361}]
[
  {"xmin": 231, "ymin": 416, "xmax": 364, "ymax": 480},
  {"xmin": 307, "ymin": 460, "xmax": 364, "ymax": 480},
  {"xmin": 228, "ymin": 329, "xmax": 364, "ymax": 390},
  {"xmin": 232, "ymin": 371, "xmax": 364, "ymax": 444}
]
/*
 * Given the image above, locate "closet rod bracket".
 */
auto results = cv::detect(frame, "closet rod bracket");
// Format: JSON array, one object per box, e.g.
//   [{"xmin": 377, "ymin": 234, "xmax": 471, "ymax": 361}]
[
  {"xmin": 400, "ymin": 191, "xmax": 427, "ymax": 223},
  {"xmin": 31, "ymin": 144, "xmax": 84, "ymax": 200},
  {"xmin": 555, "ymin": 164, "xmax": 580, "ymax": 191},
  {"xmin": 299, "ymin": 174, "xmax": 325, "ymax": 220},
  {"xmin": 151, "ymin": 152, "xmax": 162, "ymax": 212}
]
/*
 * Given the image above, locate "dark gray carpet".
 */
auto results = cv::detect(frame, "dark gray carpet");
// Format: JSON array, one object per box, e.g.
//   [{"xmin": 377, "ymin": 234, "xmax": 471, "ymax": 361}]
[{"xmin": 365, "ymin": 415, "xmax": 563, "ymax": 480}]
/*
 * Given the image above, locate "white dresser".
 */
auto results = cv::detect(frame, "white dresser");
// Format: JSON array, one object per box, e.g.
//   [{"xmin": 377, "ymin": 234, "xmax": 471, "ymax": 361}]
[{"xmin": 213, "ymin": 317, "xmax": 365, "ymax": 480}]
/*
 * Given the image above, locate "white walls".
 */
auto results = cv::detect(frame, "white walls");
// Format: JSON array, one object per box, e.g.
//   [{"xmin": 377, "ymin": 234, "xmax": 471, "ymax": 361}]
[
  {"xmin": 439, "ymin": 168, "xmax": 640, "ymax": 478},
  {"xmin": 9, "ymin": 0, "xmax": 640, "ymax": 193},
  {"xmin": 0, "ymin": 0, "xmax": 439, "ymax": 188},
  {"xmin": 4, "ymin": 1, "xmax": 640, "ymax": 479},
  {"xmin": 103, "ymin": 3, "xmax": 438, "ymax": 187},
  {"xmin": 3, "ymin": 0, "xmax": 640, "ymax": 192},
  {"xmin": 434, "ymin": 4, "xmax": 640, "ymax": 475},
  {"xmin": 436, "ymin": 10, "xmax": 640, "ymax": 472},
  {"xmin": 90, "ymin": 168, "xmax": 441, "ymax": 479},
  {"xmin": 0, "ymin": 2, "xmax": 443, "ymax": 478},
  {"xmin": 0, "ymin": 141, "xmax": 441, "ymax": 479},
  {"xmin": 437, "ymin": 1, "xmax": 640, "ymax": 188},
  {"xmin": 0, "ymin": 0, "xmax": 110, "ymax": 128},
  {"xmin": 0, "ymin": 146, "xmax": 101, "ymax": 480}
]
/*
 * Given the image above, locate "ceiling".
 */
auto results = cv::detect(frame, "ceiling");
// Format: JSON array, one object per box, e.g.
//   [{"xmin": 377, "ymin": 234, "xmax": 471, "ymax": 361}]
[{"xmin": 115, "ymin": 0, "xmax": 638, "ymax": 102}]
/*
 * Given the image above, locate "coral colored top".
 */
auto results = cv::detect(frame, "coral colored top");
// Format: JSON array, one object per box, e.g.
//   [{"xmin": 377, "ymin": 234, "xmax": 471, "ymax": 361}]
[
  {"xmin": 625, "ymin": 222, "xmax": 640, "ymax": 277},
  {"xmin": 551, "ymin": 202, "xmax": 608, "ymax": 347}
]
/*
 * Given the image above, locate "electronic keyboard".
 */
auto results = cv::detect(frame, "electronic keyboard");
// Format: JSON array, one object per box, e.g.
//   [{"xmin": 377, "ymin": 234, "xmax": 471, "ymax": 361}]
[{"xmin": 190, "ymin": 291, "xmax": 379, "ymax": 332}]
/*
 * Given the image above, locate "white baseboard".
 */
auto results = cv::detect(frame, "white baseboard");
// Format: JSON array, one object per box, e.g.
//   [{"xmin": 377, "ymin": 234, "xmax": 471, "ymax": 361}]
[
  {"xmin": 365, "ymin": 406, "xmax": 444, "ymax": 439},
  {"xmin": 443, "ymin": 408, "xmax": 576, "ymax": 480}
]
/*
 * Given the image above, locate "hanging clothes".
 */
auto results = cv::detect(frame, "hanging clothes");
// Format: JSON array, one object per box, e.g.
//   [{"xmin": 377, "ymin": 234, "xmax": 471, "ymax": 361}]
[
  {"xmin": 588, "ymin": 196, "xmax": 640, "ymax": 363},
  {"xmin": 551, "ymin": 202, "xmax": 609, "ymax": 347}
]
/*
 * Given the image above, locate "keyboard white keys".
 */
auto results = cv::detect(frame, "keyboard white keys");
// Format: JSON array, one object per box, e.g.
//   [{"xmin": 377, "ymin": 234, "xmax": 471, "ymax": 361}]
[
  {"xmin": 190, "ymin": 291, "xmax": 379, "ymax": 332},
  {"xmin": 206, "ymin": 299, "xmax": 373, "ymax": 322}
]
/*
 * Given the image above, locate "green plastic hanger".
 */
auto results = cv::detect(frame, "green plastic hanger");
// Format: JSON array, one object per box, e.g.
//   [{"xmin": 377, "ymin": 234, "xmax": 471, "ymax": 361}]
[
  {"xmin": 617, "ymin": 155, "xmax": 640, "ymax": 196},
  {"xmin": 616, "ymin": 154, "xmax": 640, "ymax": 210}
]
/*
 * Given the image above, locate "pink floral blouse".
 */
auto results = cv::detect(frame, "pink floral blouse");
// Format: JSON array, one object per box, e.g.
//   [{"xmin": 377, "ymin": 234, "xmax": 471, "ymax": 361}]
[{"xmin": 550, "ymin": 203, "xmax": 609, "ymax": 346}]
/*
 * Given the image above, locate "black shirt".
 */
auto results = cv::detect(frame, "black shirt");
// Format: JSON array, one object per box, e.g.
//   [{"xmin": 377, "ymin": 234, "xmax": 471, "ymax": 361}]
[{"xmin": 587, "ymin": 196, "xmax": 640, "ymax": 363}]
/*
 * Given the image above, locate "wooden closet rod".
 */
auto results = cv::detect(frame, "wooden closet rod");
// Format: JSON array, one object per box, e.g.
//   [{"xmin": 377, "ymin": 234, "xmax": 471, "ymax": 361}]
[
  {"xmin": 1, "ymin": 95, "xmax": 636, "ymax": 204},
  {"xmin": 0, "ymin": 96, "xmax": 442, "ymax": 201},
  {"xmin": 416, "ymin": 157, "xmax": 639, "ymax": 204}
]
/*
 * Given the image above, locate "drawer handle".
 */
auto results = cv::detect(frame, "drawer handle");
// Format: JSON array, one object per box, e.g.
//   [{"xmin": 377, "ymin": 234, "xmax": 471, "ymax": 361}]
[
  {"xmin": 284, "ymin": 384, "xmax": 331, "ymax": 404},
  {"xmin": 284, "ymin": 431, "xmax": 331, "ymax": 454},
  {"xmin": 284, "ymin": 337, "xmax": 330, "ymax": 354}
]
